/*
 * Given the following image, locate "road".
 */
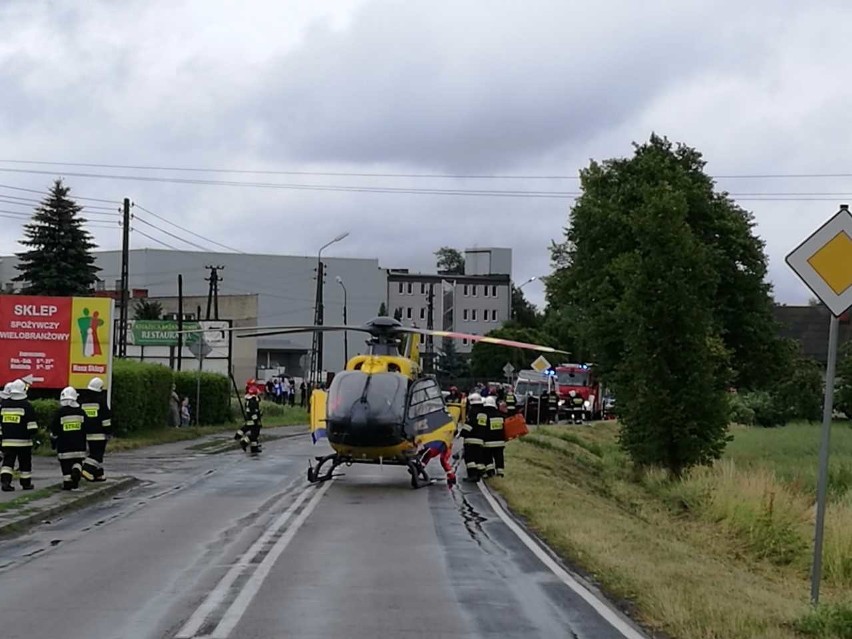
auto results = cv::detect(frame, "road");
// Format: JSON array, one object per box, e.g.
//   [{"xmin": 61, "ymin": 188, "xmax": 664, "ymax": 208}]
[{"xmin": 0, "ymin": 433, "xmax": 645, "ymax": 639}]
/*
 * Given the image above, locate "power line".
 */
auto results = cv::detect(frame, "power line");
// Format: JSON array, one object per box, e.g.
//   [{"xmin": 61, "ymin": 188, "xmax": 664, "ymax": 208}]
[
  {"xmin": 134, "ymin": 203, "xmax": 244, "ymax": 253},
  {"xmin": 0, "ymin": 194, "xmax": 121, "ymax": 212},
  {"xmin": 4, "ymin": 159, "xmax": 852, "ymax": 181},
  {"xmin": 0, "ymin": 182, "xmax": 122, "ymax": 204},
  {"xmin": 133, "ymin": 227, "xmax": 180, "ymax": 250},
  {"xmin": 131, "ymin": 215, "xmax": 213, "ymax": 252}
]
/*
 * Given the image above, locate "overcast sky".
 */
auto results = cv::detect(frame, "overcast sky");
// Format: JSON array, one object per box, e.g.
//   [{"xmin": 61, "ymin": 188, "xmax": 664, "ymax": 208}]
[{"xmin": 0, "ymin": 0, "xmax": 848, "ymax": 309}]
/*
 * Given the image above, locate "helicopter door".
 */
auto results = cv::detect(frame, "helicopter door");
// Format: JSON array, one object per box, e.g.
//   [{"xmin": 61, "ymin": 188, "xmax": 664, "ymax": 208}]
[{"xmin": 405, "ymin": 378, "xmax": 450, "ymax": 438}]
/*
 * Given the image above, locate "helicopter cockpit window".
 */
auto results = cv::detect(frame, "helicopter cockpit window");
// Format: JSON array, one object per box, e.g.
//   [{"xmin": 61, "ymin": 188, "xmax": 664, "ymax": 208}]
[
  {"xmin": 326, "ymin": 371, "xmax": 407, "ymax": 425},
  {"xmin": 407, "ymin": 378, "xmax": 445, "ymax": 420}
]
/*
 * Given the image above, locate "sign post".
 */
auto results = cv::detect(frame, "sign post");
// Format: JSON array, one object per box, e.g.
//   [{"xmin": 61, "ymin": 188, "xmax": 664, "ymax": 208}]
[
  {"xmin": 502, "ymin": 362, "xmax": 515, "ymax": 382},
  {"xmin": 188, "ymin": 334, "xmax": 213, "ymax": 426},
  {"xmin": 785, "ymin": 204, "xmax": 852, "ymax": 605}
]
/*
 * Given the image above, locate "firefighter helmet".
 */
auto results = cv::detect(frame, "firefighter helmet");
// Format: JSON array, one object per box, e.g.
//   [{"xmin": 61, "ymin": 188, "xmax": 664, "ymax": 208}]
[
  {"xmin": 0, "ymin": 382, "xmax": 10, "ymax": 400},
  {"xmin": 88, "ymin": 377, "xmax": 104, "ymax": 392},
  {"xmin": 468, "ymin": 393, "xmax": 483, "ymax": 405},
  {"xmin": 60, "ymin": 387, "xmax": 79, "ymax": 405},
  {"xmin": 9, "ymin": 379, "xmax": 26, "ymax": 400},
  {"xmin": 483, "ymin": 396, "xmax": 497, "ymax": 408},
  {"xmin": 569, "ymin": 390, "xmax": 577, "ymax": 397}
]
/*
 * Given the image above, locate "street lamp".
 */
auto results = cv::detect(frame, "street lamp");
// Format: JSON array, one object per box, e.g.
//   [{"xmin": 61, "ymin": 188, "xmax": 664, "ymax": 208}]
[
  {"xmin": 513, "ymin": 276, "xmax": 537, "ymax": 320},
  {"xmin": 336, "ymin": 276, "xmax": 348, "ymax": 362},
  {"xmin": 311, "ymin": 232, "xmax": 350, "ymax": 386},
  {"xmin": 518, "ymin": 276, "xmax": 537, "ymax": 290}
]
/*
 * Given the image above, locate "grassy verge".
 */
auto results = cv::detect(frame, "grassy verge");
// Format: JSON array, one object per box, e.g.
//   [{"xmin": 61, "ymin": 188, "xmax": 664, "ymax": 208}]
[
  {"xmin": 490, "ymin": 421, "xmax": 852, "ymax": 639},
  {"xmin": 0, "ymin": 486, "xmax": 60, "ymax": 512},
  {"xmin": 36, "ymin": 405, "xmax": 308, "ymax": 456}
]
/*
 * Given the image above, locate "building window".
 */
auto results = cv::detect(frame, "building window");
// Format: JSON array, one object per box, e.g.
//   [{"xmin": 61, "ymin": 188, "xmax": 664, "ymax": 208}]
[
  {"xmin": 462, "ymin": 338, "xmax": 468, "ymax": 345},
  {"xmin": 419, "ymin": 308, "xmax": 426, "ymax": 320},
  {"xmin": 483, "ymin": 286, "xmax": 489, "ymax": 297},
  {"xmin": 472, "ymin": 309, "xmax": 477, "ymax": 322},
  {"xmin": 419, "ymin": 282, "xmax": 425, "ymax": 294},
  {"xmin": 492, "ymin": 285, "xmax": 498, "ymax": 297},
  {"xmin": 406, "ymin": 307, "xmax": 412, "ymax": 319},
  {"xmin": 492, "ymin": 309, "xmax": 498, "ymax": 321},
  {"xmin": 463, "ymin": 284, "xmax": 469, "ymax": 296},
  {"xmin": 463, "ymin": 309, "xmax": 469, "ymax": 321},
  {"xmin": 407, "ymin": 282, "xmax": 413, "ymax": 295},
  {"xmin": 472, "ymin": 285, "xmax": 477, "ymax": 297},
  {"xmin": 398, "ymin": 282, "xmax": 404, "ymax": 294}
]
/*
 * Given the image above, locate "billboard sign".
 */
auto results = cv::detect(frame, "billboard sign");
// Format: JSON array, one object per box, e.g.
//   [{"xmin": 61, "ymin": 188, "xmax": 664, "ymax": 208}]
[
  {"xmin": 0, "ymin": 295, "xmax": 114, "ymax": 389},
  {"xmin": 129, "ymin": 319, "xmax": 201, "ymax": 346}
]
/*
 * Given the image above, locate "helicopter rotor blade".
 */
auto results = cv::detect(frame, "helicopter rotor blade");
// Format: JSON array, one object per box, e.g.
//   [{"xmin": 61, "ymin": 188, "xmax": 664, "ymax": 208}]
[
  {"xmin": 234, "ymin": 325, "xmax": 372, "ymax": 339},
  {"xmin": 172, "ymin": 324, "xmax": 360, "ymax": 337},
  {"xmin": 396, "ymin": 327, "xmax": 570, "ymax": 355}
]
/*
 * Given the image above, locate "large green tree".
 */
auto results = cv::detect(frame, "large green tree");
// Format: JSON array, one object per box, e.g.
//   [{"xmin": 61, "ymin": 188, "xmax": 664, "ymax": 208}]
[
  {"xmin": 434, "ymin": 247, "xmax": 465, "ymax": 275},
  {"xmin": 548, "ymin": 135, "xmax": 783, "ymax": 391},
  {"xmin": 469, "ymin": 324, "xmax": 550, "ymax": 379},
  {"xmin": 548, "ymin": 136, "xmax": 745, "ymax": 475},
  {"xmin": 15, "ymin": 179, "xmax": 99, "ymax": 295},
  {"xmin": 133, "ymin": 298, "xmax": 164, "ymax": 320}
]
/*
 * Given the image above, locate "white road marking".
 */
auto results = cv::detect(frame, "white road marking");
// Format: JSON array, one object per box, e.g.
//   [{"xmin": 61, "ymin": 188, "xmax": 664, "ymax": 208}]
[
  {"xmin": 175, "ymin": 482, "xmax": 323, "ymax": 638},
  {"xmin": 477, "ymin": 481, "xmax": 648, "ymax": 639},
  {"xmin": 207, "ymin": 479, "xmax": 334, "ymax": 638}
]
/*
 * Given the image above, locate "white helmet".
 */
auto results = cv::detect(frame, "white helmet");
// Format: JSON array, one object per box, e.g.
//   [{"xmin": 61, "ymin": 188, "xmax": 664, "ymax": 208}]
[
  {"xmin": 0, "ymin": 383, "xmax": 10, "ymax": 400},
  {"xmin": 60, "ymin": 387, "xmax": 79, "ymax": 405},
  {"xmin": 483, "ymin": 396, "xmax": 497, "ymax": 408},
  {"xmin": 88, "ymin": 377, "xmax": 104, "ymax": 392},
  {"xmin": 468, "ymin": 393, "xmax": 483, "ymax": 405},
  {"xmin": 569, "ymin": 390, "xmax": 576, "ymax": 397},
  {"xmin": 9, "ymin": 379, "xmax": 27, "ymax": 400}
]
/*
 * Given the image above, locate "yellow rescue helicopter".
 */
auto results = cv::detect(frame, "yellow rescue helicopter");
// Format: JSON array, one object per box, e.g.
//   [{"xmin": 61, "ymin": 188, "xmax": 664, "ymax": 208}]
[{"xmin": 223, "ymin": 316, "xmax": 566, "ymax": 488}]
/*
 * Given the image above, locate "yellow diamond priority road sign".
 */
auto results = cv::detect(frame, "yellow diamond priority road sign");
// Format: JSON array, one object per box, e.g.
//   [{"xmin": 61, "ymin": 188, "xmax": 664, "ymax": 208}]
[
  {"xmin": 786, "ymin": 207, "xmax": 852, "ymax": 317},
  {"xmin": 531, "ymin": 355, "xmax": 551, "ymax": 372}
]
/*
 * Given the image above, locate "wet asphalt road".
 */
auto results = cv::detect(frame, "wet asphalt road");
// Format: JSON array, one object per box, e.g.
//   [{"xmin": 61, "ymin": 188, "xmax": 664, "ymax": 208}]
[{"xmin": 0, "ymin": 434, "xmax": 644, "ymax": 639}]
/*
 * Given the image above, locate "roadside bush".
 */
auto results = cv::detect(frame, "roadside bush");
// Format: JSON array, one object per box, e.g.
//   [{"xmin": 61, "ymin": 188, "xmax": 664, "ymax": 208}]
[
  {"xmin": 31, "ymin": 398, "xmax": 59, "ymax": 446},
  {"xmin": 727, "ymin": 393, "xmax": 756, "ymax": 426},
  {"xmin": 837, "ymin": 342, "xmax": 852, "ymax": 418},
  {"xmin": 794, "ymin": 601, "xmax": 852, "ymax": 638},
  {"xmin": 739, "ymin": 391, "xmax": 788, "ymax": 428},
  {"xmin": 174, "ymin": 371, "xmax": 231, "ymax": 425},
  {"xmin": 112, "ymin": 359, "xmax": 173, "ymax": 434},
  {"xmin": 772, "ymin": 355, "xmax": 824, "ymax": 423}
]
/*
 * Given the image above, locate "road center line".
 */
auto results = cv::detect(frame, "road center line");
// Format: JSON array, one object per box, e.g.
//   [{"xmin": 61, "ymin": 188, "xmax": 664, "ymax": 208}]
[
  {"xmin": 206, "ymin": 479, "xmax": 334, "ymax": 639},
  {"xmin": 477, "ymin": 481, "xmax": 647, "ymax": 639},
  {"xmin": 175, "ymin": 482, "xmax": 318, "ymax": 639}
]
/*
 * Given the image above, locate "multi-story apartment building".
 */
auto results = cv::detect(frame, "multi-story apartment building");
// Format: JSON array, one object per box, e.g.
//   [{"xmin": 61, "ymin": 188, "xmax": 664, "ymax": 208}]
[{"xmin": 386, "ymin": 248, "xmax": 512, "ymax": 354}]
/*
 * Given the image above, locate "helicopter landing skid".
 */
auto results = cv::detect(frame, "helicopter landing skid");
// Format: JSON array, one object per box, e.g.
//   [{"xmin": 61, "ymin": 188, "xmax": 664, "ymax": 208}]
[{"xmin": 307, "ymin": 453, "xmax": 347, "ymax": 484}]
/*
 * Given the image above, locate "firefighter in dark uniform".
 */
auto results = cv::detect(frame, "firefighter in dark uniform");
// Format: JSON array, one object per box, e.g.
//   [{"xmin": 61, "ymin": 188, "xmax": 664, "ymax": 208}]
[
  {"xmin": 235, "ymin": 386, "xmax": 263, "ymax": 455},
  {"xmin": 547, "ymin": 386, "xmax": 560, "ymax": 424},
  {"xmin": 80, "ymin": 377, "xmax": 112, "ymax": 482},
  {"xmin": 481, "ymin": 396, "xmax": 506, "ymax": 477},
  {"xmin": 568, "ymin": 390, "xmax": 585, "ymax": 424},
  {"xmin": 0, "ymin": 379, "xmax": 38, "ymax": 491},
  {"xmin": 50, "ymin": 387, "xmax": 89, "ymax": 490},
  {"xmin": 460, "ymin": 393, "xmax": 485, "ymax": 481},
  {"xmin": 504, "ymin": 387, "xmax": 517, "ymax": 416}
]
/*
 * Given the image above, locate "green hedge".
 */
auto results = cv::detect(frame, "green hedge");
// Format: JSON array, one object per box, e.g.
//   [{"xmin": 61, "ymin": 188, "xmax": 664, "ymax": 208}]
[
  {"xmin": 112, "ymin": 359, "xmax": 173, "ymax": 433},
  {"xmin": 174, "ymin": 371, "xmax": 232, "ymax": 426},
  {"xmin": 31, "ymin": 398, "xmax": 59, "ymax": 446}
]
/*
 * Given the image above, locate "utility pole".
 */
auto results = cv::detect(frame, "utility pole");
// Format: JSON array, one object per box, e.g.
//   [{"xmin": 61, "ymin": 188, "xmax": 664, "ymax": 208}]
[
  {"xmin": 117, "ymin": 197, "xmax": 131, "ymax": 357},
  {"xmin": 177, "ymin": 274, "xmax": 184, "ymax": 372},
  {"xmin": 426, "ymin": 282, "xmax": 435, "ymax": 374},
  {"xmin": 205, "ymin": 265, "xmax": 224, "ymax": 320},
  {"xmin": 309, "ymin": 260, "xmax": 327, "ymax": 386}
]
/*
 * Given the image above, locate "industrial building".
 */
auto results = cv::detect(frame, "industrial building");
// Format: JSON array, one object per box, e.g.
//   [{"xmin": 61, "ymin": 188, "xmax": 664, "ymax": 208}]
[{"xmin": 0, "ymin": 246, "xmax": 516, "ymax": 378}]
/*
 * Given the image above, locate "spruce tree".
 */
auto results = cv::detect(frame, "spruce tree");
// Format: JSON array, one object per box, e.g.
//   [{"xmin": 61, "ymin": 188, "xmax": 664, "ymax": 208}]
[{"xmin": 15, "ymin": 179, "xmax": 99, "ymax": 295}]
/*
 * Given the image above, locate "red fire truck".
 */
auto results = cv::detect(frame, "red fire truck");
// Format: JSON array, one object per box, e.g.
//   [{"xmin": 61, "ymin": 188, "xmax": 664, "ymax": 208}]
[{"xmin": 554, "ymin": 363, "xmax": 603, "ymax": 421}]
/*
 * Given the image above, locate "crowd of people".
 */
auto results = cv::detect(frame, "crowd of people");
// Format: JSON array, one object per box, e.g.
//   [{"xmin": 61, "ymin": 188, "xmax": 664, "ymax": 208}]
[
  {"xmin": 259, "ymin": 376, "xmax": 307, "ymax": 407},
  {"xmin": 0, "ymin": 376, "xmax": 112, "ymax": 491}
]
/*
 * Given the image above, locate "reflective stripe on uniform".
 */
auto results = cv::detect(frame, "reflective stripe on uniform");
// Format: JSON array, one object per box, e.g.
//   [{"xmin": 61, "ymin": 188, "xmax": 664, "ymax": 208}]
[
  {"xmin": 484, "ymin": 441, "xmax": 506, "ymax": 448},
  {"xmin": 2, "ymin": 439, "xmax": 32, "ymax": 447},
  {"xmin": 19, "ymin": 471, "xmax": 31, "ymax": 479},
  {"xmin": 463, "ymin": 438, "xmax": 484, "ymax": 446},
  {"xmin": 86, "ymin": 434, "xmax": 107, "ymax": 441},
  {"xmin": 0, "ymin": 466, "xmax": 12, "ymax": 475},
  {"xmin": 58, "ymin": 451, "xmax": 87, "ymax": 460},
  {"xmin": 27, "ymin": 422, "xmax": 38, "ymax": 430},
  {"xmin": 102, "ymin": 419, "xmax": 112, "ymax": 427},
  {"xmin": 83, "ymin": 458, "xmax": 102, "ymax": 468}
]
